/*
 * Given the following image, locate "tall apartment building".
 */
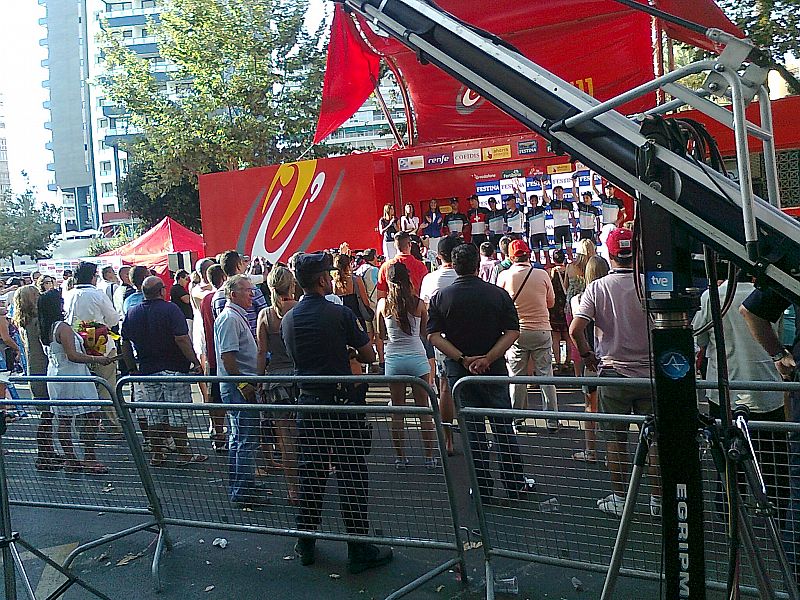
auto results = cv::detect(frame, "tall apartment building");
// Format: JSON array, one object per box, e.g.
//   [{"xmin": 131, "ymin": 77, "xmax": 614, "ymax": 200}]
[
  {"xmin": 39, "ymin": 0, "xmax": 97, "ymax": 232},
  {"xmin": 0, "ymin": 93, "xmax": 11, "ymax": 198},
  {"xmin": 39, "ymin": 0, "xmax": 163, "ymax": 230}
]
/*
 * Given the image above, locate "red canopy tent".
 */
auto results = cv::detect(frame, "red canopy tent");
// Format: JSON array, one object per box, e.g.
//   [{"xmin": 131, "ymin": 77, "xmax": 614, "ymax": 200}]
[
  {"xmin": 315, "ymin": 0, "xmax": 742, "ymax": 144},
  {"xmin": 100, "ymin": 216, "xmax": 205, "ymax": 279}
]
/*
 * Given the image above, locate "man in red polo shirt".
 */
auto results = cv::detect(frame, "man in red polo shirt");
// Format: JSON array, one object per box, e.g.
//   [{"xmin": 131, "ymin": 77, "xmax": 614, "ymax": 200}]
[{"xmin": 376, "ymin": 231, "xmax": 430, "ymax": 299}]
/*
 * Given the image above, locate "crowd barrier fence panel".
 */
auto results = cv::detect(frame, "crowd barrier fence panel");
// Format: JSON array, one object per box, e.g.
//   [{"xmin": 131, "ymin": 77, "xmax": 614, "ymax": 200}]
[
  {"xmin": 2, "ymin": 375, "xmax": 171, "ymax": 589},
  {"xmin": 452, "ymin": 375, "xmax": 800, "ymax": 600},
  {"xmin": 116, "ymin": 374, "xmax": 466, "ymax": 600}
]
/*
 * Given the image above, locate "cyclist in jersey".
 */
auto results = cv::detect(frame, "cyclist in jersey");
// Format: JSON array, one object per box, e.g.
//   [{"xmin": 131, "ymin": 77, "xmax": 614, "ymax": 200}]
[
  {"xmin": 543, "ymin": 182, "xmax": 576, "ymax": 261},
  {"xmin": 577, "ymin": 191, "xmax": 600, "ymax": 242},
  {"xmin": 526, "ymin": 193, "xmax": 549, "ymax": 267},
  {"xmin": 443, "ymin": 198, "xmax": 468, "ymax": 237},
  {"xmin": 503, "ymin": 194, "xmax": 525, "ymax": 240},
  {"xmin": 467, "ymin": 194, "xmax": 489, "ymax": 248},
  {"xmin": 487, "ymin": 197, "xmax": 506, "ymax": 251},
  {"xmin": 592, "ymin": 175, "xmax": 626, "ymax": 227}
]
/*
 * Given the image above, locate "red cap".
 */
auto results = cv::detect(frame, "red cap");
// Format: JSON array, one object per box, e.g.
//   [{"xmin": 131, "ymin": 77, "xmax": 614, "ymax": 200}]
[
  {"xmin": 508, "ymin": 239, "xmax": 531, "ymax": 258},
  {"xmin": 606, "ymin": 227, "xmax": 633, "ymax": 258}
]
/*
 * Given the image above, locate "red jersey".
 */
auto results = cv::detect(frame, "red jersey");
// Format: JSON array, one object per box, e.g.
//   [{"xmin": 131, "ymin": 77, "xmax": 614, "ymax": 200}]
[{"xmin": 376, "ymin": 253, "xmax": 430, "ymax": 295}]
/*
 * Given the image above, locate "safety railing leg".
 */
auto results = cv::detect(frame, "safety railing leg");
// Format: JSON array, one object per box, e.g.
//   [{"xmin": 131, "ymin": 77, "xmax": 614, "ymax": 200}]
[{"xmin": 112, "ymin": 380, "xmax": 172, "ymax": 590}]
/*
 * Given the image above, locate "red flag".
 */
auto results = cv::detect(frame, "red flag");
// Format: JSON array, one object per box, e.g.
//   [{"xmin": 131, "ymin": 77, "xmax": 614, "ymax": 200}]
[{"xmin": 314, "ymin": 6, "xmax": 381, "ymax": 144}]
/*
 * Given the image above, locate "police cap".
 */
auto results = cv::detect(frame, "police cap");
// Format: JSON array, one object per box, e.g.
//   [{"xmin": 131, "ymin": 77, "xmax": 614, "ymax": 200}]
[{"xmin": 294, "ymin": 252, "xmax": 337, "ymax": 279}]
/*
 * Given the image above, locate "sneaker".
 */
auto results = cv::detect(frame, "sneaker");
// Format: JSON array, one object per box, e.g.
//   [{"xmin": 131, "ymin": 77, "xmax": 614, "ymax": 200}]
[
  {"xmin": 650, "ymin": 494, "xmax": 662, "ymax": 517},
  {"xmin": 597, "ymin": 493, "xmax": 625, "ymax": 517},
  {"xmin": 294, "ymin": 539, "xmax": 316, "ymax": 566},
  {"xmin": 347, "ymin": 543, "xmax": 393, "ymax": 574},
  {"xmin": 394, "ymin": 457, "xmax": 409, "ymax": 470},
  {"xmin": 424, "ymin": 457, "xmax": 439, "ymax": 470}
]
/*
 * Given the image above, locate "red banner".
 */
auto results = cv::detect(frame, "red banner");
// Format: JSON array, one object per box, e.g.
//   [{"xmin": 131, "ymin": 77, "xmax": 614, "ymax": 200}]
[
  {"xmin": 199, "ymin": 154, "xmax": 392, "ymax": 261},
  {"xmin": 371, "ymin": 9, "xmax": 655, "ymax": 143},
  {"xmin": 314, "ymin": 6, "xmax": 381, "ymax": 144}
]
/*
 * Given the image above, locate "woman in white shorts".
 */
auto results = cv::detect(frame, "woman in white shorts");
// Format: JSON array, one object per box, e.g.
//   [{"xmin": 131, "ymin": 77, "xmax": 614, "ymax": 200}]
[{"xmin": 376, "ymin": 262, "xmax": 436, "ymax": 469}]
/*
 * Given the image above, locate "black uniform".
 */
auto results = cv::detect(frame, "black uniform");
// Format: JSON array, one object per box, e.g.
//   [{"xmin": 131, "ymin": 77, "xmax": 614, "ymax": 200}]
[{"xmin": 281, "ymin": 292, "xmax": 371, "ymax": 537}]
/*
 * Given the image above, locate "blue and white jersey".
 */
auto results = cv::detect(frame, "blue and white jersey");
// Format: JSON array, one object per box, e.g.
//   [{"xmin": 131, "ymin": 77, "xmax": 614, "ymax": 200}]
[
  {"xmin": 577, "ymin": 204, "xmax": 600, "ymax": 230},
  {"xmin": 526, "ymin": 205, "xmax": 547, "ymax": 235},
  {"xmin": 505, "ymin": 208, "xmax": 525, "ymax": 234}
]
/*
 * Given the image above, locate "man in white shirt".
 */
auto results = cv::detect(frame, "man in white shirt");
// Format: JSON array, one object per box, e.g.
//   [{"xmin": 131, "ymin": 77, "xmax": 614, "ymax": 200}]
[
  {"xmin": 98, "ymin": 266, "xmax": 120, "ymax": 302},
  {"xmin": 63, "ymin": 261, "xmax": 122, "ymax": 431},
  {"xmin": 419, "ymin": 235, "xmax": 462, "ymax": 454}
]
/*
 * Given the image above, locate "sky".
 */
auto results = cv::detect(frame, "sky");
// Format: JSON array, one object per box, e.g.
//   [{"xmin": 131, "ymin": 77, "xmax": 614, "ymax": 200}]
[
  {"xmin": 0, "ymin": 0, "xmax": 328, "ymax": 209},
  {"xmin": 0, "ymin": 1, "xmax": 54, "ymax": 205}
]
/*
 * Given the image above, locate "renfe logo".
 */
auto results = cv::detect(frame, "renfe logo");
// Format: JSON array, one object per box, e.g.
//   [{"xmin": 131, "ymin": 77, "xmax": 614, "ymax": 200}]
[
  {"xmin": 426, "ymin": 153, "xmax": 452, "ymax": 167},
  {"xmin": 250, "ymin": 160, "xmax": 326, "ymax": 264},
  {"xmin": 455, "ymin": 85, "xmax": 486, "ymax": 115},
  {"xmin": 677, "ymin": 483, "xmax": 690, "ymax": 597}
]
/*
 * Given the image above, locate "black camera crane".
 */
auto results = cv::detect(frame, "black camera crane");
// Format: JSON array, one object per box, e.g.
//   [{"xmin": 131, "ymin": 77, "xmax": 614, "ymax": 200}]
[{"xmin": 332, "ymin": 1, "xmax": 800, "ymax": 598}]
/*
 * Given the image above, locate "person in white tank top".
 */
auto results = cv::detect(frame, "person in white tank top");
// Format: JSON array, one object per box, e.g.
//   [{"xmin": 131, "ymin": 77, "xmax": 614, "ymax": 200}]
[{"xmin": 376, "ymin": 262, "xmax": 436, "ymax": 469}]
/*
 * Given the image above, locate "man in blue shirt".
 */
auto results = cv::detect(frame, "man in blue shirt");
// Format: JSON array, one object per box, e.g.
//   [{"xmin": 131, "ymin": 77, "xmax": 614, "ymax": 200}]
[
  {"xmin": 281, "ymin": 252, "xmax": 392, "ymax": 574},
  {"xmin": 214, "ymin": 274, "xmax": 261, "ymax": 508},
  {"xmin": 122, "ymin": 276, "xmax": 206, "ymax": 466}
]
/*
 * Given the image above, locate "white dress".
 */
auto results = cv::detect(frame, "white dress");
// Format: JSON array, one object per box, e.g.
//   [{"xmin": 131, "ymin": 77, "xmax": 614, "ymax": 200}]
[{"xmin": 46, "ymin": 322, "xmax": 100, "ymax": 416}]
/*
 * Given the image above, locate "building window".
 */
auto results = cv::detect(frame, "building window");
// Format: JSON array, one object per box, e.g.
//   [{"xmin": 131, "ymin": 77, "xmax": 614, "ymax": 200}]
[
  {"xmin": 96, "ymin": 96, "xmax": 105, "ymax": 107},
  {"xmin": 140, "ymin": 28, "xmax": 148, "ymax": 37},
  {"xmin": 98, "ymin": 118, "xmax": 108, "ymax": 128},
  {"xmin": 99, "ymin": 140, "xmax": 108, "ymax": 150},
  {"xmin": 121, "ymin": 159, "xmax": 128, "ymax": 172},
  {"xmin": 100, "ymin": 161, "xmax": 112, "ymax": 173},
  {"xmin": 101, "ymin": 183, "xmax": 114, "ymax": 197},
  {"xmin": 122, "ymin": 30, "xmax": 133, "ymax": 38},
  {"xmin": 141, "ymin": 0, "xmax": 156, "ymax": 8},
  {"xmin": 103, "ymin": 203, "xmax": 115, "ymax": 213}
]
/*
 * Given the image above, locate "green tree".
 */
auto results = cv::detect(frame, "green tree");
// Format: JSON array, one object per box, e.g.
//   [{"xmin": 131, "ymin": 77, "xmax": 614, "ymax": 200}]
[
  {"xmin": 0, "ymin": 189, "xmax": 60, "ymax": 269},
  {"xmin": 717, "ymin": 0, "xmax": 800, "ymax": 92},
  {"xmin": 118, "ymin": 150, "xmax": 202, "ymax": 232},
  {"xmin": 99, "ymin": 0, "xmax": 332, "ymax": 199}
]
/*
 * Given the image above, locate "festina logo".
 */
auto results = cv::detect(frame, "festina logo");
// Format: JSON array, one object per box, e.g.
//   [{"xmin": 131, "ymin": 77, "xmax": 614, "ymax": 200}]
[{"xmin": 677, "ymin": 483, "xmax": 690, "ymax": 597}]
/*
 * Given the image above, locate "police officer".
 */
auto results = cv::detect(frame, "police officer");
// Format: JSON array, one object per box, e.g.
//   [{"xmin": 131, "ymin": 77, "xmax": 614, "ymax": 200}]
[{"xmin": 281, "ymin": 252, "xmax": 393, "ymax": 573}]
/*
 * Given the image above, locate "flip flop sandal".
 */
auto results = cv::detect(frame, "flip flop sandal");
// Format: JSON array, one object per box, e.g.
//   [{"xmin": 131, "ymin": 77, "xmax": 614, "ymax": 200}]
[
  {"xmin": 176, "ymin": 453, "xmax": 208, "ymax": 465},
  {"xmin": 572, "ymin": 450, "xmax": 597, "ymax": 463}
]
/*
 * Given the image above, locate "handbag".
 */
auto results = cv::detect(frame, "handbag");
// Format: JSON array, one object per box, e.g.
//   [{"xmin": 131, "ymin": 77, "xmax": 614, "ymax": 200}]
[{"xmin": 352, "ymin": 276, "xmax": 375, "ymax": 322}]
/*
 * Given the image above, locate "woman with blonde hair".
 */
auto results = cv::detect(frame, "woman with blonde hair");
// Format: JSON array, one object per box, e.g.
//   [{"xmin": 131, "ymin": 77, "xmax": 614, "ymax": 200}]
[
  {"xmin": 378, "ymin": 203, "xmax": 398, "ymax": 260},
  {"xmin": 256, "ymin": 266, "xmax": 299, "ymax": 503},
  {"xmin": 561, "ymin": 238, "xmax": 596, "ymax": 375},
  {"xmin": 570, "ymin": 255, "xmax": 609, "ymax": 463},
  {"xmin": 13, "ymin": 286, "xmax": 61, "ymax": 469},
  {"xmin": 332, "ymin": 254, "xmax": 371, "ymax": 331},
  {"xmin": 377, "ymin": 262, "xmax": 436, "ymax": 469}
]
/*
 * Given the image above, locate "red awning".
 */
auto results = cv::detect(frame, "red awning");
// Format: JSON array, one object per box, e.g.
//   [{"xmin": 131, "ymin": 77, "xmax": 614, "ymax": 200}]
[{"xmin": 315, "ymin": 0, "xmax": 742, "ymax": 144}]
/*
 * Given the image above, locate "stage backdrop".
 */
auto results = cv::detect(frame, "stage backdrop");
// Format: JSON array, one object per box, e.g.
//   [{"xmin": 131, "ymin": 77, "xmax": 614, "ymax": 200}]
[{"xmin": 199, "ymin": 153, "xmax": 393, "ymax": 261}]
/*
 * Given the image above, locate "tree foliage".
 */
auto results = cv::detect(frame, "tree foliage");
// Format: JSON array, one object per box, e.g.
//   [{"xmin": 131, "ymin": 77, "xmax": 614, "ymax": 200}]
[
  {"xmin": 118, "ymin": 149, "xmax": 201, "ymax": 232},
  {"xmin": 99, "ymin": 0, "xmax": 332, "ymax": 200},
  {"xmin": 717, "ymin": 0, "xmax": 800, "ymax": 62},
  {"xmin": 0, "ymin": 189, "xmax": 60, "ymax": 265}
]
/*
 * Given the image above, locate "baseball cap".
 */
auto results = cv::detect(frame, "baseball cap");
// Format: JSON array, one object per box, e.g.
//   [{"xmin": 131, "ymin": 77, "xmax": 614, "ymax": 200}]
[
  {"xmin": 606, "ymin": 228, "xmax": 633, "ymax": 258},
  {"xmin": 508, "ymin": 239, "xmax": 531, "ymax": 258},
  {"xmin": 294, "ymin": 252, "xmax": 336, "ymax": 278}
]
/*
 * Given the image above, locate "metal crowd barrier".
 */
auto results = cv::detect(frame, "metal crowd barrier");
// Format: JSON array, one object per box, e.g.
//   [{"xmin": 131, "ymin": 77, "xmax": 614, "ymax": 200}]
[
  {"xmin": 452, "ymin": 375, "xmax": 800, "ymax": 600},
  {"xmin": 1, "ymin": 375, "xmax": 170, "ymax": 591},
  {"xmin": 114, "ymin": 374, "xmax": 467, "ymax": 599}
]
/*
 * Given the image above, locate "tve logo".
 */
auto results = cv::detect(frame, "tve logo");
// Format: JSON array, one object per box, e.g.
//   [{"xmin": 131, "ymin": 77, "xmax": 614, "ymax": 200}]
[
  {"xmin": 426, "ymin": 153, "xmax": 453, "ymax": 167},
  {"xmin": 646, "ymin": 271, "xmax": 674, "ymax": 292},
  {"xmin": 397, "ymin": 155, "xmax": 425, "ymax": 171}
]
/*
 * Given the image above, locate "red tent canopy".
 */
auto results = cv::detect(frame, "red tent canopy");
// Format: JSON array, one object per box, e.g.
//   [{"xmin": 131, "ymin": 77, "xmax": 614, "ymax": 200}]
[
  {"xmin": 100, "ymin": 216, "xmax": 204, "ymax": 277},
  {"xmin": 315, "ymin": 0, "xmax": 742, "ymax": 144}
]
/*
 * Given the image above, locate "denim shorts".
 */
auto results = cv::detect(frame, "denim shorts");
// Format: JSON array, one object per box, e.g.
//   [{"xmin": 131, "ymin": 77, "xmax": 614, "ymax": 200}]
[{"xmin": 385, "ymin": 353, "xmax": 430, "ymax": 377}]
